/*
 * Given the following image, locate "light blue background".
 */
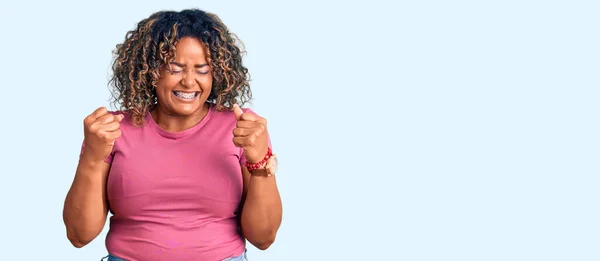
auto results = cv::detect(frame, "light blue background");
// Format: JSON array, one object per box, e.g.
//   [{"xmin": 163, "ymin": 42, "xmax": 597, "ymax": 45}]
[{"xmin": 0, "ymin": 0, "xmax": 598, "ymax": 260}]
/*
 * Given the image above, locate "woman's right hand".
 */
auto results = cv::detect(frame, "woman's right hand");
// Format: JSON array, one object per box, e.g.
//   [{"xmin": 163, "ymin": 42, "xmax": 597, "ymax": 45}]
[{"xmin": 81, "ymin": 107, "xmax": 124, "ymax": 163}]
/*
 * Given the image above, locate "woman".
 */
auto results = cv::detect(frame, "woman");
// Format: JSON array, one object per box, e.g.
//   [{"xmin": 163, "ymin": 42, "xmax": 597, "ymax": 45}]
[{"xmin": 62, "ymin": 9, "xmax": 282, "ymax": 261}]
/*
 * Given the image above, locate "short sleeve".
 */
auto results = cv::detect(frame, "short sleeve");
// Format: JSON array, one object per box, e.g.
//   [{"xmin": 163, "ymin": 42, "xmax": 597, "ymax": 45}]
[
  {"xmin": 238, "ymin": 108, "xmax": 273, "ymax": 165},
  {"xmin": 80, "ymin": 141, "xmax": 114, "ymax": 164}
]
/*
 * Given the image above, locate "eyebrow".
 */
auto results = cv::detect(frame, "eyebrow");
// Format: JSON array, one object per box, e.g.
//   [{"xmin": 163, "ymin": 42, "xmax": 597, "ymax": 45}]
[{"xmin": 170, "ymin": 61, "xmax": 209, "ymax": 68}]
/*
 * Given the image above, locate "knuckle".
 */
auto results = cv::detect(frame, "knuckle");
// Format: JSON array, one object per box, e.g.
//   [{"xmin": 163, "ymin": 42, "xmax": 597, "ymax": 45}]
[
  {"xmin": 88, "ymin": 124, "xmax": 100, "ymax": 133},
  {"xmin": 84, "ymin": 116, "xmax": 94, "ymax": 126}
]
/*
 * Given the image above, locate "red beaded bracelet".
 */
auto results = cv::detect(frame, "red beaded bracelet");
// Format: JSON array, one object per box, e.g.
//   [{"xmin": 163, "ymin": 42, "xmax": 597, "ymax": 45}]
[{"xmin": 245, "ymin": 147, "xmax": 273, "ymax": 171}]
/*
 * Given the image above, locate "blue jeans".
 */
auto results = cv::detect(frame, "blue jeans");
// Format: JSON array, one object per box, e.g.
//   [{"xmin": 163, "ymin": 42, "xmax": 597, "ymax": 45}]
[{"xmin": 101, "ymin": 249, "xmax": 248, "ymax": 261}]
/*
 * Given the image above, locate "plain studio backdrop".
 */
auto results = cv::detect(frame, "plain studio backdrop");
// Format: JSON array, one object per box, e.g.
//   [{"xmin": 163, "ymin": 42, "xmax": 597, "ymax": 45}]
[{"xmin": 0, "ymin": 0, "xmax": 598, "ymax": 260}]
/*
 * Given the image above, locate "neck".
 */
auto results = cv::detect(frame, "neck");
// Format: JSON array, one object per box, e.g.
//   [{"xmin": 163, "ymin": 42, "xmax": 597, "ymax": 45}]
[{"xmin": 151, "ymin": 103, "xmax": 210, "ymax": 132}]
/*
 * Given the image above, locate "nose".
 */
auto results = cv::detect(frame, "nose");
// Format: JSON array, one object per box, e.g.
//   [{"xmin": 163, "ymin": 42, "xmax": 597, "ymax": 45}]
[{"xmin": 180, "ymin": 70, "xmax": 197, "ymax": 88}]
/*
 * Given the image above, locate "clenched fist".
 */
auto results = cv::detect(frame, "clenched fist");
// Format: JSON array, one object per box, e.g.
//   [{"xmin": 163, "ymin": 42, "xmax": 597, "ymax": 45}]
[
  {"xmin": 82, "ymin": 107, "xmax": 124, "ymax": 163},
  {"xmin": 232, "ymin": 104, "xmax": 269, "ymax": 164}
]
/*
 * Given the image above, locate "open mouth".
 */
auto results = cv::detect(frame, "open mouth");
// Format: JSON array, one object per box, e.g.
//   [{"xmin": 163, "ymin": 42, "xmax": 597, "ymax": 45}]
[{"xmin": 173, "ymin": 91, "xmax": 200, "ymax": 100}]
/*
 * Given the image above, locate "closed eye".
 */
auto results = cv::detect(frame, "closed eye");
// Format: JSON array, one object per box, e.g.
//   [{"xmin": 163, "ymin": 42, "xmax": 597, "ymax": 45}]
[{"xmin": 170, "ymin": 64, "xmax": 184, "ymax": 73}]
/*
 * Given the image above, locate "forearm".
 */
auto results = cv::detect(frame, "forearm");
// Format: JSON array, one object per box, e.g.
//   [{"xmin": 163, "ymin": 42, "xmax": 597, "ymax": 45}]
[
  {"xmin": 240, "ymin": 174, "xmax": 282, "ymax": 250},
  {"xmin": 63, "ymin": 156, "xmax": 109, "ymax": 247}
]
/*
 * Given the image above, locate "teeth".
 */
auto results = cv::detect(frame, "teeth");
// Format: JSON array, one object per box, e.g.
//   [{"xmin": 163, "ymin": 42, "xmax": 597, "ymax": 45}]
[{"xmin": 174, "ymin": 91, "xmax": 197, "ymax": 99}]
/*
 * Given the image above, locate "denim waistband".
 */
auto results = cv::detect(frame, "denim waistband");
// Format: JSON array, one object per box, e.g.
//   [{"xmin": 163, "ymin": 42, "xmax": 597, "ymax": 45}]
[{"xmin": 101, "ymin": 249, "xmax": 247, "ymax": 261}]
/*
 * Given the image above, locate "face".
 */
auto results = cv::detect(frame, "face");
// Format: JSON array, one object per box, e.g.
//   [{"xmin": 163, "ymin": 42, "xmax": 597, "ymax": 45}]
[{"xmin": 155, "ymin": 36, "xmax": 212, "ymax": 116}]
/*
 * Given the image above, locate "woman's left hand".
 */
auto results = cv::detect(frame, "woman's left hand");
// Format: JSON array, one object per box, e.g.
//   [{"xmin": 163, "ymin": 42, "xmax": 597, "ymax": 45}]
[{"xmin": 232, "ymin": 104, "xmax": 269, "ymax": 163}]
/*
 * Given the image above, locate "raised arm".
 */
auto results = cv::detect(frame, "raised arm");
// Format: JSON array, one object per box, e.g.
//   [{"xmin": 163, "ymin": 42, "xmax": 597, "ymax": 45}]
[
  {"xmin": 62, "ymin": 107, "xmax": 124, "ymax": 248},
  {"xmin": 232, "ymin": 104, "xmax": 283, "ymax": 250},
  {"xmin": 63, "ymin": 157, "xmax": 111, "ymax": 247},
  {"xmin": 239, "ymin": 165, "xmax": 282, "ymax": 250}
]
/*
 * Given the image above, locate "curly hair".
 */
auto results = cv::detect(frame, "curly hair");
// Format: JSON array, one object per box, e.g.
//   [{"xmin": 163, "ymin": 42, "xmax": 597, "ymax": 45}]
[{"xmin": 109, "ymin": 9, "xmax": 252, "ymax": 126}]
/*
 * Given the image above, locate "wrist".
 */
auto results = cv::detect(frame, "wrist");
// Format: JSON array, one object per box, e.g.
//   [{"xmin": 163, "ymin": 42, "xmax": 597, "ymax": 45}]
[
  {"xmin": 247, "ymin": 152, "xmax": 278, "ymax": 177},
  {"xmin": 79, "ymin": 151, "xmax": 106, "ymax": 168},
  {"xmin": 245, "ymin": 147, "xmax": 273, "ymax": 170}
]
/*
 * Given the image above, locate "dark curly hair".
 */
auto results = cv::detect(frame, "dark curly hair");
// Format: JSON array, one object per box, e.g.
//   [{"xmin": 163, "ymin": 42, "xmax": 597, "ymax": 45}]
[{"xmin": 109, "ymin": 9, "xmax": 252, "ymax": 126}]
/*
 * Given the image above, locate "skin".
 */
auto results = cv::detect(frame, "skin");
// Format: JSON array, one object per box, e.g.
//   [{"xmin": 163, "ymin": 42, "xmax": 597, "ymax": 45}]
[
  {"xmin": 150, "ymin": 37, "xmax": 212, "ymax": 132},
  {"xmin": 233, "ymin": 104, "xmax": 283, "ymax": 249},
  {"xmin": 62, "ymin": 37, "xmax": 282, "ymax": 250},
  {"xmin": 63, "ymin": 107, "xmax": 122, "ymax": 248}
]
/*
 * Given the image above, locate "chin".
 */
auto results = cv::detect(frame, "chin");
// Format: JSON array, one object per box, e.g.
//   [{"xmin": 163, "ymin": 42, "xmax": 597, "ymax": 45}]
[{"xmin": 172, "ymin": 102, "xmax": 206, "ymax": 115}]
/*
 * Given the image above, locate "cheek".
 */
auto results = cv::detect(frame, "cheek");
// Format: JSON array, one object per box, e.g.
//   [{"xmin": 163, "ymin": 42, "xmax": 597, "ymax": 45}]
[
  {"xmin": 154, "ymin": 84, "xmax": 172, "ymax": 102},
  {"xmin": 200, "ymin": 77, "xmax": 213, "ymax": 93},
  {"xmin": 156, "ymin": 77, "xmax": 179, "ymax": 92},
  {"xmin": 154, "ymin": 83, "xmax": 168, "ymax": 97}
]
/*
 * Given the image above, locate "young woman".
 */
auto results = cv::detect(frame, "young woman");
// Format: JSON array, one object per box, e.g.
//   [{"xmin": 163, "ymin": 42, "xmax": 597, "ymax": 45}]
[{"xmin": 62, "ymin": 9, "xmax": 282, "ymax": 261}]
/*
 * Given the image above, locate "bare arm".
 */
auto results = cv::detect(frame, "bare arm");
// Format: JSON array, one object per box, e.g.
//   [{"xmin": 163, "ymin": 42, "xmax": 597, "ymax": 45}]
[
  {"xmin": 239, "ymin": 166, "xmax": 283, "ymax": 250},
  {"xmin": 63, "ymin": 107, "xmax": 123, "ymax": 248},
  {"xmin": 231, "ymin": 105, "xmax": 282, "ymax": 250},
  {"xmin": 62, "ymin": 154, "xmax": 110, "ymax": 248}
]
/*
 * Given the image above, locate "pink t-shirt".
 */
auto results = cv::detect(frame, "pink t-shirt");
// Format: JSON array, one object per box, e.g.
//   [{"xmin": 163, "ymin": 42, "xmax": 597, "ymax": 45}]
[{"xmin": 84, "ymin": 106, "xmax": 264, "ymax": 261}]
